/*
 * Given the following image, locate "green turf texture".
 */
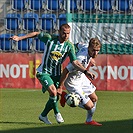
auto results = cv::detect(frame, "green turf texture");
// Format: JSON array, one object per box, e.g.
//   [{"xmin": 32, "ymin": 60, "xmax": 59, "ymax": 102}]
[{"xmin": 0, "ymin": 89, "xmax": 133, "ymax": 133}]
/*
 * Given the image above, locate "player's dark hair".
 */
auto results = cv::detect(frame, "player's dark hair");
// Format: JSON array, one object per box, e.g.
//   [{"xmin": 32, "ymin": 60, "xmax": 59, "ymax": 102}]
[{"xmin": 59, "ymin": 24, "xmax": 71, "ymax": 30}]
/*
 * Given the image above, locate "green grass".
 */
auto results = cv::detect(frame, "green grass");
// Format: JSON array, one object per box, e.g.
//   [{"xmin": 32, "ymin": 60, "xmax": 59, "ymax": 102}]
[{"xmin": 0, "ymin": 89, "xmax": 133, "ymax": 133}]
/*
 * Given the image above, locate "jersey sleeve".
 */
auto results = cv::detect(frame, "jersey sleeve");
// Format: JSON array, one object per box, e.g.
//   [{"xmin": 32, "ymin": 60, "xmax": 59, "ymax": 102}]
[
  {"xmin": 38, "ymin": 32, "xmax": 51, "ymax": 43},
  {"xmin": 66, "ymin": 62, "xmax": 75, "ymax": 72},
  {"xmin": 67, "ymin": 42, "xmax": 77, "ymax": 63}
]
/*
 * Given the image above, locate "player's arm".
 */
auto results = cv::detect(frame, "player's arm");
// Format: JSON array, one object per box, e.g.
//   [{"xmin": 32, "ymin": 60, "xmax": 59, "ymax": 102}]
[
  {"xmin": 72, "ymin": 60, "xmax": 95, "ymax": 80},
  {"xmin": 10, "ymin": 32, "xmax": 40, "ymax": 41},
  {"xmin": 90, "ymin": 58, "xmax": 96, "ymax": 67},
  {"xmin": 57, "ymin": 68, "xmax": 69, "ymax": 95},
  {"xmin": 69, "ymin": 43, "xmax": 95, "ymax": 80}
]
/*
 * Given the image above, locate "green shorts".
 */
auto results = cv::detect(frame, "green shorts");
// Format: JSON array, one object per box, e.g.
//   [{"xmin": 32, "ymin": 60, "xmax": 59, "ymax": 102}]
[{"xmin": 36, "ymin": 72, "xmax": 60, "ymax": 93}]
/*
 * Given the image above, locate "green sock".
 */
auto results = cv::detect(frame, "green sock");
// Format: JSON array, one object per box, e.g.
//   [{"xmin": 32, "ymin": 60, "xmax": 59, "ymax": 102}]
[
  {"xmin": 50, "ymin": 96, "xmax": 59, "ymax": 115},
  {"xmin": 41, "ymin": 96, "xmax": 59, "ymax": 116},
  {"xmin": 41, "ymin": 99, "xmax": 53, "ymax": 117}
]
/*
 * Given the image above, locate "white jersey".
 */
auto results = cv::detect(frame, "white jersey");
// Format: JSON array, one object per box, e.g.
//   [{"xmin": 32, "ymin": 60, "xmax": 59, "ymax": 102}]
[
  {"xmin": 64, "ymin": 43, "xmax": 96, "ymax": 106},
  {"xmin": 65, "ymin": 43, "xmax": 91, "ymax": 85}
]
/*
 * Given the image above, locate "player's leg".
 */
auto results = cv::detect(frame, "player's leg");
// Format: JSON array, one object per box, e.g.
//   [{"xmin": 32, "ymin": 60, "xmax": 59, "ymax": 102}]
[
  {"xmin": 85, "ymin": 92, "xmax": 102, "ymax": 126},
  {"xmin": 76, "ymin": 74, "xmax": 95, "ymax": 110},
  {"xmin": 41, "ymin": 84, "xmax": 58, "ymax": 115},
  {"xmin": 81, "ymin": 75, "xmax": 102, "ymax": 126},
  {"xmin": 60, "ymin": 76, "xmax": 83, "ymax": 107},
  {"xmin": 83, "ymin": 99, "xmax": 94, "ymax": 110},
  {"xmin": 60, "ymin": 91, "xmax": 67, "ymax": 107},
  {"xmin": 85, "ymin": 92, "xmax": 97, "ymax": 122},
  {"xmin": 43, "ymin": 84, "xmax": 64, "ymax": 123},
  {"xmin": 74, "ymin": 90, "xmax": 101, "ymax": 126},
  {"xmin": 36, "ymin": 72, "xmax": 64, "ymax": 124},
  {"xmin": 51, "ymin": 76, "xmax": 65, "ymax": 123}
]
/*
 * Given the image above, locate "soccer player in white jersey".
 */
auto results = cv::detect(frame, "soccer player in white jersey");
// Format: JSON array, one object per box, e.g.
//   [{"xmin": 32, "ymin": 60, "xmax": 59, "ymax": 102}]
[
  {"xmin": 10, "ymin": 24, "xmax": 95, "ymax": 124},
  {"xmin": 59, "ymin": 38, "xmax": 102, "ymax": 126}
]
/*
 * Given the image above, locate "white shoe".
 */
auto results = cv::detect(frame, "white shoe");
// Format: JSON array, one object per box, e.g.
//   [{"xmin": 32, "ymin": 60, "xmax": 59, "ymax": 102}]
[
  {"xmin": 55, "ymin": 113, "xmax": 64, "ymax": 123},
  {"xmin": 39, "ymin": 115, "xmax": 52, "ymax": 124}
]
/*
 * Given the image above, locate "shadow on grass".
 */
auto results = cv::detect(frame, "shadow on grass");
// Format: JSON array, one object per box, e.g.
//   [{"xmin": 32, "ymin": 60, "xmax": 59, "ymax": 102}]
[{"xmin": 1, "ymin": 119, "xmax": 133, "ymax": 133}]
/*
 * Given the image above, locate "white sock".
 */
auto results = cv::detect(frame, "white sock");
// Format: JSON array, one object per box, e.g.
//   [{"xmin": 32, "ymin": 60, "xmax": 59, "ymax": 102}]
[{"xmin": 86, "ymin": 102, "xmax": 97, "ymax": 122}]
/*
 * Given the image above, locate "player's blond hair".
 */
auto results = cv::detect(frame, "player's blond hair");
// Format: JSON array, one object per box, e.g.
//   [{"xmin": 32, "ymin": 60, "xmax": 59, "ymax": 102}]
[{"xmin": 89, "ymin": 38, "xmax": 102, "ymax": 48}]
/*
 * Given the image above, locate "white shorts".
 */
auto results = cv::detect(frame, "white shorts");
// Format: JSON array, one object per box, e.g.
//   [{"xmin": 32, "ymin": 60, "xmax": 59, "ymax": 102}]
[{"xmin": 64, "ymin": 74, "xmax": 96, "ymax": 106}]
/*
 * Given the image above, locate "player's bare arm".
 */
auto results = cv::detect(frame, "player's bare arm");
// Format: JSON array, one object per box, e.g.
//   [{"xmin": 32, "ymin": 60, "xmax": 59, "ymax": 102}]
[
  {"xmin": 10, "ymin": 32, "xmax": 40, "ymax": 41},
  {"xmin": 72, "ymin": 60, "xmax": 95, "ymax": 80},
  {"xmin": 57, "ymin": 68, "xmax": 69, "ymax": 95},
  {"xmin": 90, "ymin": 58, "xmax": 96, "ymax": 67}
]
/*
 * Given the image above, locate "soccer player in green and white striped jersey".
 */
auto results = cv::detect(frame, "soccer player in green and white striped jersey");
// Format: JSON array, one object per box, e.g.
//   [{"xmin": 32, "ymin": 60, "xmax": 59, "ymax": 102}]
[{"xmin": 10, "ymin": 24, "xmax": 95, "ymax": 124}]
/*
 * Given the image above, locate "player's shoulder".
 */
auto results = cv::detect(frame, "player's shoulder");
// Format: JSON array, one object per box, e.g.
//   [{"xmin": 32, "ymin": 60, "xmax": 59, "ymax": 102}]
[
  {"xmin": 77, "ymin": 42, "xmax": 88, "ymax": 48},
  {"xmin": 66, "ymin": 40, "xmax": 73, "ymax": 45},
  {"xmin": 38, "ymin": 32, "xmax": 51, "ymax": 39},
  {"xmin": 75, "ymin": 42, "xmax": 88, "ymax": 52},
  {"xmin": 51, "ymin": 34, "xmax": 58, "ymax": 40},
  {"xmin": 65, "ymin": 40, "xmax": 75, "ymax": 50}
]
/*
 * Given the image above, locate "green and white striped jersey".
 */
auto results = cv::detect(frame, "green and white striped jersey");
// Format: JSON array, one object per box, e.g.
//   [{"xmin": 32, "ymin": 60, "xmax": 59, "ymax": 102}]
[{"xmin": 36, "ymin": 32, "xmax": 77, "ymax": 76}]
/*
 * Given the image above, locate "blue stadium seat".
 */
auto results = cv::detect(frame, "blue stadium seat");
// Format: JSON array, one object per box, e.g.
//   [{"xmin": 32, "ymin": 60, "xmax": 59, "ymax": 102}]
[
  {"xmin": 29, "ymin": 0, "xmax": 45, "ymax": 11},
  {"xmin": 23, "ymin": 13, "xmax": 39, "ymax": 31},
  {"xmin": 6, "ymin": 13, "xmax": 21, "ymax": 31},
  {"xmin": 58, "ymin": 14, "xmax": 67, "ymax": 28},
  {"xmin": 11, "ymin": 0, "xmax": 28, "ymax": 11},
  {"xmin": 63, "ymin": 0, "xmax": 81, "ymax": 11},
  {"xmin": 116, "ymin": 0, "xmax": 131, "ymax": 12},
  {"xmin": 40, "ymin": 14, "xmax": 56, "ymax": 31},
  {"xmin": 34, "ymin": 38, "xmax": 45, "ymax": 52},
  {"xmin": 98, "ymin": 0, "xmax": 113, "ymax": 12},
  {"xmin": 70, "ymin": 0, "xmax": 81, "ymax": 11},
  {"xmin": 17, "ymin": 34, "xmax": 33, "ymax": 52},
  {"xmin": 81, "ymin": 0, "xmax": 96, "ymax": 12},
  {"xmin": 47, "ymin": 0, "xmax": 63, "ymax": 11},
  {"xmin": 70, "ymin": 0, "xmax": 78, "ymax": 11},
  {"xmin": 0, "ymin": 34, "xmax": 14, "ymax": 51}
]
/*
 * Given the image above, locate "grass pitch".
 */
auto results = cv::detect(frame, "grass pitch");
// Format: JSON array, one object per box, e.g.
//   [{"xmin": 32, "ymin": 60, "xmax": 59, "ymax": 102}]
[{"xmin": 0, "ymin": 89, "xmax": 133, "ymax": 133}]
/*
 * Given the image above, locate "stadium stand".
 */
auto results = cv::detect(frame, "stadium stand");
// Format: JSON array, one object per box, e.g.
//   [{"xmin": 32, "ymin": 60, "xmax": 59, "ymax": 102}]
[
  {"xmin": 23, "ymin": 12, "xmax": 39, "ymax": 31},
  {"xmin": 5, "ymin": 13, "xmax": 21, "ymax": 31},
  {"xmin": 98, "ymin": 0, "xmax": 114, "ymax": 13},
  {"xmin": 0, "ymin": 0, "xmax": 132, "ymax": 54},
  {"xmin": 58, "ymin": 13, "xmax": 67, "ymax": 28},
  {"xmin": 69, "ymin": 0, "xmax": 79, "ymax": 11},
  {"xmin": 0, "ymin": 33, "xmax": 14, "ymax": 52},
  {"xmin": 47, "ymin": 0, "xmax": 63, "ymax": 11},
  {"xmin": 40, "ymin": 13, "xmax": 57, "ymax": 32},
  {"xmin": 99, "ymin": 43, "xmax": 133, "ymax": 55},
  {"xmin": 17, "ymin": 33, "xmax": 33, "ymax": 52},
  {"xmin": 34, "ymin": 37, "xmax": 45, "ymax": 52},
  {"xmin": 11, "ymin": 0, "xmax": 28, "ymax": 11},
  {"xmin": 81, "ymin": 0, "xmax": 96, "ymax": 13},
  {"xmin": 62, "ymin": 0, "xmax": 82, "ymax": 12},
  {"xmin": 115, "ymin": 0, "xmax": 132, "ymax": 13},
  {"xmin": 28, "ymin": 0, "xmax": 46, "ymax": 11}
]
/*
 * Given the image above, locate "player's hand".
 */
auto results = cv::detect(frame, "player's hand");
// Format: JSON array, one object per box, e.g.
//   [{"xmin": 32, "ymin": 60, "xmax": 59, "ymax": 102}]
[
  {"xmin": 86, "ymin": 71, "xmax": 96, "ymax": 80},
  {"xmin": 9, "ymin": 35, "xmax": 20, "ymax": 41},
  {"xmin": 57, "ymin": 87, "xmax": 63, "ymax": 95}
]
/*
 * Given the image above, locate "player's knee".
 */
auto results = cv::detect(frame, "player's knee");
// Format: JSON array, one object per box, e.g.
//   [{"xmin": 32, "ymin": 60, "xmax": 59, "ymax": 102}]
[
  {"xmin": 84, "ymin": 101, "xmax": 94, "ymax": 110},
  {"xmin": 51, "ymin": 90, "xmax": 57, "ymax": 96},
  {"xmin": 48, "ymin": 85, "xmax": 57, "ymax": 96},
  {"xmin": 91, "ymin": 95, "xmax": 98, "ymax": 102},
  {"xmin": 89, "ymin": 103, "xmax": 94, "ymax": 109}
]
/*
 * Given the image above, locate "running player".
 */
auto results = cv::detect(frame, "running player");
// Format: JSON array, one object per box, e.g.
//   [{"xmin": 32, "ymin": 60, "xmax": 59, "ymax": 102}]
[
  {"xmin": 60, "ymin": 38, "xmax": 102, "ymax": 126},
  {"xmin": 10, "ymin": 24, "xmax": 95, "ymax": 124}
]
